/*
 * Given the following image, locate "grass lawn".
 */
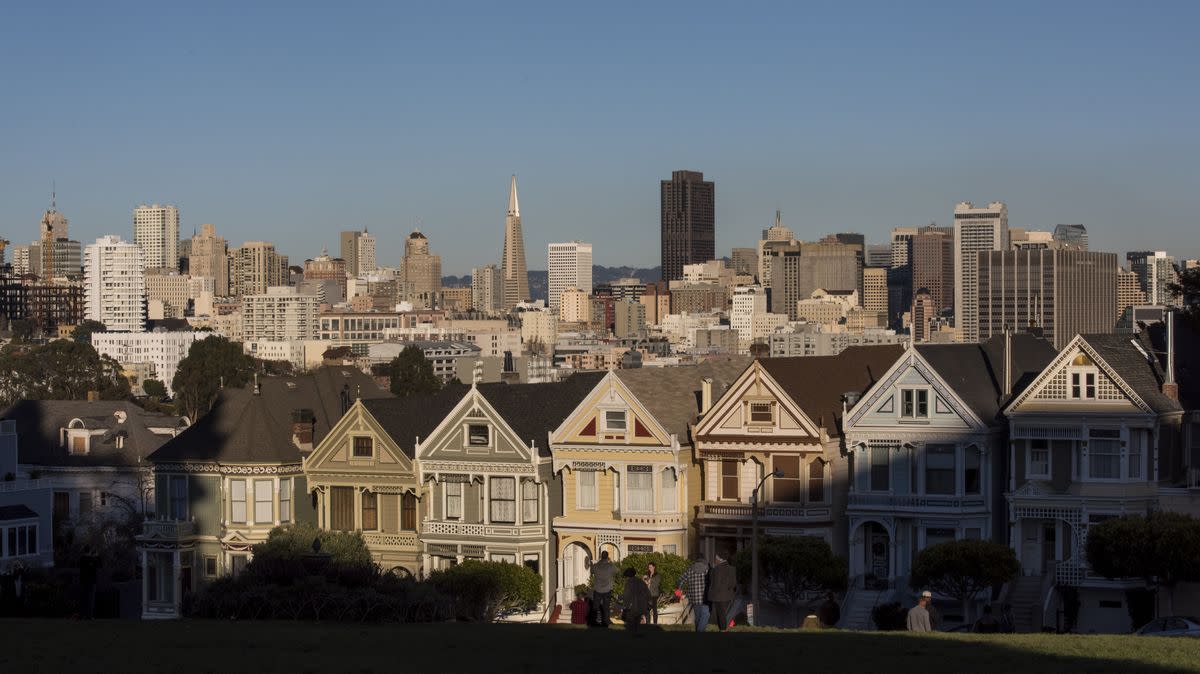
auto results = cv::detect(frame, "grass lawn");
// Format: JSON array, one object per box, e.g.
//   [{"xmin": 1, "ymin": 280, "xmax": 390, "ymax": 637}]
[{"xmin": 3, "ymin": 620, "xmax": 1199, "ymax": 673}]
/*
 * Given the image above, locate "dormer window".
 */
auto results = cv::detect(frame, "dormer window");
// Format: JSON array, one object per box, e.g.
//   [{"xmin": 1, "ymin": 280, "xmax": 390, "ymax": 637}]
[
  {"xmin": 467, "ymin": 424, "xmax": 490, "ymax": 446},
  {"xmin": 603, "ymin": 410, "xmax": 627, "ymax": 432},
  {"xmin": 352, "ymin": 436, "xmax": 374, "ymax": 458},
  {"xmin": 1069, "ymin": 354, "xmax": 1098, "ymax": 399}
]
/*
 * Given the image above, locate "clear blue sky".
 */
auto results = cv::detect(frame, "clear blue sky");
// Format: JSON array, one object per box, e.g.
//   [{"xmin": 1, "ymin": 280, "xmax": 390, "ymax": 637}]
[{"xmin": 2, "ymin": 1, "xmax": 1198, "ymax": 273}]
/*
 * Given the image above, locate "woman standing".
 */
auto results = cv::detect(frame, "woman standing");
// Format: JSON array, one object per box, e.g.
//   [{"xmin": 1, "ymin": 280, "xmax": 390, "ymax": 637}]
[{"xmin": 644, "ymin": 562, "xmax": 662, "ymax": 624}]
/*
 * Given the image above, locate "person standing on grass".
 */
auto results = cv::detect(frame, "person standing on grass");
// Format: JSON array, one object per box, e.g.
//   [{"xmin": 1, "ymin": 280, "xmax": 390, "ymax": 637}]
[
  {"xmin": 707, "ymin": 553, "xmax": 737, "ymax": 632},
  {"xmin": 590, "ymin": 550, "xmax": 617, "ymax": 628},
  {"xmin": 817, "ymin": 592, "xmax": 841, "ymax": 628},
  {"xmin": 973, "ymin": 604, "xmax": 1000, "ymax": 633},
  {"xmin": 79, "ymin": 547, "xmax": 101, "ymax": 620},
  {"xmin": 906, "ymin": 591, "xmax": 933, "ymax": 632},
  {"xmin": 621, "ymin": 567, "xmax": 651, "ymax": 634},
  {"xmin": 999, "ymin": 603, "xmax": 1016, "ymax": 633},
  {"xmin": 645, "ymin": 563, "xmax": 662, "ymax": 625},
  {"xmin": 676, "ymin": 553, "xmax": 711, "ymax": 632}
]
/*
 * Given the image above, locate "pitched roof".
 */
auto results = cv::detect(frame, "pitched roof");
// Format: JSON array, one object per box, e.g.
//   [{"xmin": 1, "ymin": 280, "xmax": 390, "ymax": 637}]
[
  {"xmin": 916, "ymin": 333, "xmax": 1057, "ymax": 423},
  {"xmin": 1081, "ymin": 334, "xmax": 1182, "ymax": 415},
  {"xmin": 477, "ymin": 373, "xmax": 606, "ymax": 456},
  {"xmin": 0, "ymin": 399, "xmax": 188, "ymax": 467},
  {"xmin": 615, "ymin": 357, "xmax": 752, "ymax": 441},
  {"xmin": 0, "ymin": 504, "xmax": 39, "ymax": 521},
  {"xmin": 361, "ymin": 384, "xmax": 470, "ymax": 459},
  {"xmin": 1136, "ymin": 317, "xmax": 1200, "ymax": 411},
  {"xmin": 759, "ymin": 345, "xmax": 905, "ymax": 437},
  {"xmin": 147, "ymin": 366, "xmax": 390, "ymax": 465}
]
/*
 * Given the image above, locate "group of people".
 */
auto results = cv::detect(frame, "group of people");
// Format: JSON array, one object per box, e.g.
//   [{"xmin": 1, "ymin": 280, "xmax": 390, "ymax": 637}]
[
  {"xmin": 674, "ymin": 553, "xmax": 739, "ymax": 632},
  {"xmin": 906, "ymin": 590, "xmax": 1016, "ymax": 633},
  {"xmin": 569, "ymin": 550, "xmax": 667, "ymax": 633}
]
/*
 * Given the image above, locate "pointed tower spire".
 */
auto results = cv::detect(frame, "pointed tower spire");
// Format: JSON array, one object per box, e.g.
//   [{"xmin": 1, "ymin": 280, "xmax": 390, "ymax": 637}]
[
  {"xmin": 501, "ymin": 175, "xmax": 529, "ymax": 309},
  {"xmin": 774, "ymin": 209, "xmax": 781, "ymax": 228},
  {"xmin": 508, "ymin": 174, "xmax": 519, "ymax": 217}
]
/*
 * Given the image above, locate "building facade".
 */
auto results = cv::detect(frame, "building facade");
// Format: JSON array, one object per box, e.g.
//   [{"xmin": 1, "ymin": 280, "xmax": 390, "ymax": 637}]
[
  {"xmin": 953, "ymin": 201, "xmax": 1009, "ymax": 342},
  {"xmin": 133, "ymin": 204, "xmax": 180, "ymax": 272},
  {"xmin": 242, "ymin": 286, "xmax": 320, "ymax": 342},
  {"xmin": 502, "ymin": 176, "xmax": 530, "ymax": 309},
  {"xmin": 84, "ymin": 235, "xmax": 146, "ymax": 332},
  {"xmin": 548, "ymin": 241, "xmax": 593, "ymax": 313},
  {"xmin": 660, "ymin": 170, "xmax": 715, "ymax": 282}
]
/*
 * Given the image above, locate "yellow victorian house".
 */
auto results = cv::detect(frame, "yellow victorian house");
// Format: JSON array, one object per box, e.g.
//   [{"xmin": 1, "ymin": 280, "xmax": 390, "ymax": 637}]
[{"xmin": 549, "ymin": 358, "xmax": 748, "ymax": 604}]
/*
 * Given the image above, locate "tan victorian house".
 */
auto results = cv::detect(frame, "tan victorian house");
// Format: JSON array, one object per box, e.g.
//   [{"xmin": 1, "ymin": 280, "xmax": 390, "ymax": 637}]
[{"xmin": 549, "ymin": 359, "xmax": 748, "ymax": 604}]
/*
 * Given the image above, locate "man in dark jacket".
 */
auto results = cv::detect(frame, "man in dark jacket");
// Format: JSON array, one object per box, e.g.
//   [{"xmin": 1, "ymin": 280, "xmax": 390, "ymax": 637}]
[
  {"xmin": 707, "ymin": 553, "xmax": 737, "ymax": 632},
  {"xmin": 676, "ymin": 554, "xmax": 711, "ymax": 632},
  {"xmin": 589, "ymin": 550, "xmax": 617, "ymax": 627},
  {"xmin": 817, "ymin": 592, "xmax": 841, "ymax": 628},
  {"xmin": 621, "ymin": 567, "xmax": 651, "ymax": 633}
]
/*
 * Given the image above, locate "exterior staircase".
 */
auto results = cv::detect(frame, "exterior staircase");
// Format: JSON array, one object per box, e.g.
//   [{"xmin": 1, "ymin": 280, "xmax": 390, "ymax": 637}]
[
  {"xmin": 1007, "ymin": 575, "xmax": 1043, "ymax": 633},
  {"xmin": 840, "ymin": 588, "xmax": 889, "ymax": 630}
]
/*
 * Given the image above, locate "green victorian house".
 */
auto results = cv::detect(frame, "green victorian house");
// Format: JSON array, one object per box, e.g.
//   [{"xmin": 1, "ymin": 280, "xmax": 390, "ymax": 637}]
[{"xmin": 135, "ymin": 366, "xmax": 388, "ymax": 618}]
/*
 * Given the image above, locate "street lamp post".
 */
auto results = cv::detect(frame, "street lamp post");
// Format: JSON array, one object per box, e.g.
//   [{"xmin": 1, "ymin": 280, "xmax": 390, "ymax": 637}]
[{"xmin": 751, "ymin": 468, "xmax": 784, "ymax": 626}]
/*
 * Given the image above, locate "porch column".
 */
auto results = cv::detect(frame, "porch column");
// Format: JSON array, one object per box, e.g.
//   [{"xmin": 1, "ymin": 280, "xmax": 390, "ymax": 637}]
[
  {"xmin": 141, "ymin": 549, "xmax": 149, "ymax": 616},
  {"xmin": 172, "ymin": 550, "xmax": 182, "ymax": 617}
]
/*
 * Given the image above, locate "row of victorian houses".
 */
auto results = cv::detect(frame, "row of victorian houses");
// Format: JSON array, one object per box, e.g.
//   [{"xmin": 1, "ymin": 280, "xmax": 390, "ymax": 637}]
[{"xmin": 2, "ymin": 320, "xmax": 1198, "ymax": 632}]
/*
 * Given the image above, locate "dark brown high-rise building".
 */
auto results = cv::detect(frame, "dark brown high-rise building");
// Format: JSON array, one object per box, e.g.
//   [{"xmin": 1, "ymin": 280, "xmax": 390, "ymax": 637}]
[
  {"xmin": 911, "ymin": 225, "xmax": 954, "ymax": 314},
  {"xmin": 660, "ymin": 170, "xmax": 715, "ymax": 281}
]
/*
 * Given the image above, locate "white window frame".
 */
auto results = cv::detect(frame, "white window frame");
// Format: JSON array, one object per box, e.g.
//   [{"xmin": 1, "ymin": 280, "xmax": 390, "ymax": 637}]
[
  {"xmin": 489, "ymin": 477, "xmax": 517, "ymax": 523},
  {"xmin": 1068, "ymin": 368, "xmax": 1098, "ymax": 400},
  {"xmin": 661, "ymin": 467, "xmax": 678, "ymax": 512},
  {"xmin": 254, "ymin": 479, "xmax": 273, "ymax": 525},
  {"xmin": 900, "ymin": 388, "xmax": 929, "ymax": 419},
  {"xmin": 444, "ymin": 481, "xmax": 464, "ymax": 519},
  {"xmin": 577, "ymin": 470, "xmax": 598, "ymax": 510},
  {"xmin": 465, "ymin": 424, "xmax": 492, "ymax": 448},
  {"xmin": 351, "ymin": 435, "xmax": 375, "ymax": 459},
  {"xmin": 230, "ymin": 479, "xmax": 247, "ymax": 524},
  {"xmin": 521, "ymin": 479, "xmax": 539, "ymax": 524},
  {"xmin": 602, "ymin": 410, "xmax": 627, "ymax": 433},
  {"xmin": 1027, "ymin": 439, "xmax": 1051, "ymax": 480},
  {"xmin": 747, "ymin": 401, "xmax": 774, "ymax": 426},
  {"xmin": 626, "ymin": 465, "xmax": 654, "ymax": 513},
  {"xmin": 279, "ymin": 478, "xmax": 293, "ymax": 523},
  {"xmin": 1085, "ymin": 429, "xmax": 1123, "ymax": 481}
]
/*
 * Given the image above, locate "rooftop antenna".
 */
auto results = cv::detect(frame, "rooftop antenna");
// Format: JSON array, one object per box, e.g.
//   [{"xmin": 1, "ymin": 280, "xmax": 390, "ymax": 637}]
[{"xmin": 51, "ymin": 180, "xmax": 56, "ymax": 211}]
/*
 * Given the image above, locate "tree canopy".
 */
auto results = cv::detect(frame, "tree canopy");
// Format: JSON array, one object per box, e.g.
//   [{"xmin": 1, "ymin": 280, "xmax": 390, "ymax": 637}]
[
  {"xmin": 71, "ymin": 319, "xmax": 108, "ymax": 344},
  {"xmin": 141, "ymin": 379, "xmax": 168, "ymax": 400},
  {"xmin": 1086, "ymin": 512, "xmax": 1200, "ymax": 614},
  {"xmin": 910, "ymin": 539, "xmax": 1018, "ymax": 620},
  {"xmin": 734, "ymin": 536, "xmax": 848, "ymax": 607},
  {"xmin": 0, "ymin": 339, "xmax": 131, "ymax": 408},
  {"xmin": 1169, "ymin": 265, "xmax": 1200, "ymax": 331},
  {"xmin": 388, "ymin": 345, "xmax": 442, "ymax": 398},
  {"xmin": 430, "ymin": 560, "xmax": 542, "ymax": 622},
  {"xmin": 172, "ymin": 336, "xmax": 254, "ymax": 421}
]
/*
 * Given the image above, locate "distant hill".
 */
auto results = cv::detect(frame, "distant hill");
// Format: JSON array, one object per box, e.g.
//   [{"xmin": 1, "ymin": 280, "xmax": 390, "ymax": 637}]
[{"xmin": 443, "ymin": 265, "xmax": 661, "ymax": 303}]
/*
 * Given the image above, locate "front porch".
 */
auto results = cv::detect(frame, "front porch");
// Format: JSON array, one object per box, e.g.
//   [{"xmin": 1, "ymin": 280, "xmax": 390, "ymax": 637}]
[{"xmin": 694, "ymin": 501, "xmax": 833, "ymax": 563}]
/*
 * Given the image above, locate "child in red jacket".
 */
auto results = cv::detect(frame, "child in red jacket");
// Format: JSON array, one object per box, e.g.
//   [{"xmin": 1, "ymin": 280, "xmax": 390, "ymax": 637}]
[{"xmin": 569, "ymin": 590, "xmax": 589, "ymax": 625}]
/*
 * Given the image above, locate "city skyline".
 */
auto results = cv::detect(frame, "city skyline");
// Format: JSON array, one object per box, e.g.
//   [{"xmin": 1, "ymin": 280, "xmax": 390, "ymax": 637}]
[{"xmin": 3, "ymin": 3, "xmax": 1199, "ymax": 272}]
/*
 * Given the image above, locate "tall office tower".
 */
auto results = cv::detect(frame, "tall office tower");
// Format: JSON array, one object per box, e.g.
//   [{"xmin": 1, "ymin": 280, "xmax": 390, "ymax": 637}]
[
  {"xmin": 953, "ymin": 201, "xmax": 1009, "ymax": 342},
  {"xmin": 911, "ymin": 225, "xmax": 954, "ymax": 315},
  {"xmin": 1126, "ymin": 251, "xmax": 1179, "ymax": 306},
  {"xmin": 230, "ymin": 241, "xmax": 288, "ymax": 296},
  {"xmin": 84, "ymin": 235, "xmax": 146, "ymax": 332},
  {"xmin": 1052, "ymin": 224, "xmax": 1088, "ymax": 250},
  {"xmin": 303, "ymin": 248, "xmax": 348, "ymax": 302},
  {"xmin": 912, "ymin": 289, "xmax": 935, "ymax": 343},
  {"xmin": 866, "ymin": 244, "xmax": 891, "ymax": 268},
  {"xmin": 977, "ymin": 249, "xmax": 1117, "ymax": 349},
  {"xmin": 402, "ymin": 230, "xmax": 442, "ymax": 307},
  {"xmin": 802, "ymin": 237, "xmax": 863, "ymax": 300},
  {"xmin": 890, "ymin": 227, "xmax": 918, "ymax": 268},
  {"xmin": 862, "ymin": 267, "xmax": 888, "ymax": 313},
  {"xmin": 730, "ymin": 247, "xmax": 758, "ymax": 277},
  {"xmin": 471, "ymin": 264, "xmax": 503, "ymax": 315},
  {"xmin": 133, "ymin": 204, "xmax": 180, "ymax": 271},
  {"xmin": 501, "ymin": 175, "xmax": 530, "ymax": 309},
  {"xmin": 758, "ymin": 210, "xmax": 796, "ymax": 290},
  {"xmin": 38, "ymin": 194, "xmax": 69, "ymax": 278},
  {"xmin": 188, "ymin": 224, "xmax": 230, "ymax": 296},
  {"xmin": 730, "ymin": 285, "xmax": 767, "ymax": 349},
  {"xmin": 1116, "ymin": 267, "xmax": 1148, "ymax": 320},
  {"xmin": 660, "ymin": 170, "xmax": 715, "ymax": 282},
  {"xmin": 28, "ymin": 239, "xmax": 82, "ymax": 280},
  {"xmin": 340, "ymin": 228, "xmax": 376, "ymax": 277},
  {"xmin": 547, "ymin": 241, "xmax": 593, "ymax": 313}
]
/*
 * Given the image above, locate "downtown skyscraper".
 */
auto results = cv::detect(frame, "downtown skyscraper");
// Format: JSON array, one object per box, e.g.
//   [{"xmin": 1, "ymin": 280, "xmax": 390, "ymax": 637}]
[
  {"xmin": 501, "ymin": 175, "xmax": 529, "ymax": 309},
  {"xmin": 133, "ymin": 204, "xmax": 180, "ymax": 271},
  {"xmin": 953, "ymin": 201, "xmax": 1008, "ymax": 342},
  {"xmin": 660, "ymin": 170, "xmax": 714, "ymax": 282},
  {"xmin": 547, "ymin": 241, "xmax": 592, "ymax": 313}
]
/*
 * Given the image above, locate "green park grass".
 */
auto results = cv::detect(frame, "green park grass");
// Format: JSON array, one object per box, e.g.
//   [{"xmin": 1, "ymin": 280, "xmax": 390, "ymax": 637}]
[{"xmin": 2, "ymin": 619, "xmax": 1199, "ymax": 673}]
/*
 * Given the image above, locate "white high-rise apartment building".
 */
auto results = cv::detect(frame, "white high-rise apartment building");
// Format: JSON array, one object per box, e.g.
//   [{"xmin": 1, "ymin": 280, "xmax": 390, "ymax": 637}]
[
  {"xmin": 547, "ymin": 241, "xmax": 593, "ymax": 313},
  {"xmin": 730, "ymin": 285, "xmax": 767, "ymax": 350},
  {"xmin": 91, "ymin": 331, "xmax": 212, "ymax": 395},
  {"xmin": 357, "ymin": 231, "xmax": 377, "ymax": 276},
  {"xmin": 472, "ymin": 264, "xmax": 503, "ymax": 314},
  {"xmin": 952, "ymin": 201, "xmax": 1008, "ymax": 342},
  {"xmin": 242, "ymin": 286, "xmax": 320, "ymax": 342},
  {"xmin": 84, "ymin": 235, "xmax": 146, "ymax": 332},
  {"xmin": 133, "ymin": 204, "xmax": 180, "ymax": 271}
]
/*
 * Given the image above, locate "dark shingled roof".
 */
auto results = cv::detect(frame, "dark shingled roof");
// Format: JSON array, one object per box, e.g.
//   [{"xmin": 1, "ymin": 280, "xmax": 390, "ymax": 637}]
[
  {"xmin": 477, "ymin": 373, "xmax": 607, "ymax": 456},
  {"xmin": 362, "ymin": 384, "xmax": 470, "ymax": 459},
  {"xmin": 917, "ymin": 333, "xmax": 1057, "ymax": 423},
  {"xmin": 147, "ymin": 366, "xmax": 390, "ymax": 465},
  {"xmin": 1136, "ymin": 317, "xmax": 1199, "ymax": 411},
  {"xmin": 616, "ymin": 358, "xmax": 752, "ymax": 441},
  {"xmin": 759, "ymin": 345, "xmax": 905, "ymax": 437},
  {"xmin": 1081, "ymin": 334, "xmax": 1182, "ymax": 415},
  {"xmin": 0, "ymin": 400, "xmax": 188, "ymax": 467},
  {"xmin": 0, "ymin": 504, "xmax": 40, "ymax": 521}
]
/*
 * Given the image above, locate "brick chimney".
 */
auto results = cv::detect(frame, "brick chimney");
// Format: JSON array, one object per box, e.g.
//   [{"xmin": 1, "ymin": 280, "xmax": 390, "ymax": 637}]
[{"xmin": 1163, "ymin": 313, "xmax": 1179, "ymax": 402}]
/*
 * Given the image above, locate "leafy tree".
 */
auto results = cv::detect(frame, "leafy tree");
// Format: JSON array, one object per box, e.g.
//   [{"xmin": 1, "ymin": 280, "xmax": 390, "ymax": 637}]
[
  {"xmin": 430, "ymin": 560, "xmax": 542, "ymax": 622},
  {"xmin": 1169, "ymin": 265, "xmax": 1200, "ymax": 331},
  {"xmin": 0, "ymin": 340, "xmax": 131, "ymax": 408},
  {"xmin": 141, "ymin": 379, "xmax": 168, "ymax": 400},
  {"xmin": 734, "ymin": 536, "xmax": 848, "ymax": 624},
  {"xmin": 910, "ymin": 539, "xmax": 1018, "ymax": 623},
  {"xmin": 602, "ymin": 551, "xmax": 689, "ymax": 608},
  {"xmin": 71, "ymin": 319, "xmax": 108, "ymax": 344},
  {"xmin": 388, "ymin": 345, "xmax": 442, "ymax": 398},
  {"xmin": 10, "ymin": 319, "xmax": 36, "ymax": 342},
  {"xmin": 1086, "ymin": 512, "xmax": 1200, "ymax": 615},
  {"xmin": 246, "ymin": 522, "xmax": 377, "ymax": 586},
  {"xmin": 172, "ymin": 336, "xmax": 254, "ymax": 421}
]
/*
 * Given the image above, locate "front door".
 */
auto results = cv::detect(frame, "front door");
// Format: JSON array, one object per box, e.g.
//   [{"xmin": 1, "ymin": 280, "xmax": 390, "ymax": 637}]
[
  {"xmin": 1041, "ymin": 524, "xmax": 1057, "ymax": 573},
  {"xmin": 1021, "ymin": 522, "xmax": 1041, "ymax": 576},
  {"xmin": 866, "ymin": 523, "xmax": 889, "ymax": 588}
]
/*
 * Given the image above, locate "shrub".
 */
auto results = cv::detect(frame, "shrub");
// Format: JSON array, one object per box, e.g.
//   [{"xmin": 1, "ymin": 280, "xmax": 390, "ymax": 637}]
[
  {"xmin": 247, "ymin": 522, "xmax": 377, "ymax": 586},
  {"xmin": 605, "ymin": 552, "xmax": 689, "ymax": 606},
  {"xmin": 430, "ymin": 560, "xmax": 542, "ymax": 622},
  {"xmin": 186, "ymin": 574, "xmax": 451, "ymax": 622},
  {"xmin": 871, "ymin": 601, "xmax": 907, "ymax": 631}
]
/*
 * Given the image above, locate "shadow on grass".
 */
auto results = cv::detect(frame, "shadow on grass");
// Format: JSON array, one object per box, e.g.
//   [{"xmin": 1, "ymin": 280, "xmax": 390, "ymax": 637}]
[{"xmin": 2, "ymin": 620, "xmax": 1199, "ymax": 674}]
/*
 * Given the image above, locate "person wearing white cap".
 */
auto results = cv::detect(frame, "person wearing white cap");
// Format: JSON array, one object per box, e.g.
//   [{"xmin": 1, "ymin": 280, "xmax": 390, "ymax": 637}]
[{"xmin": 907, "ymin": 590, "xmax": 934, "ymax": 632}]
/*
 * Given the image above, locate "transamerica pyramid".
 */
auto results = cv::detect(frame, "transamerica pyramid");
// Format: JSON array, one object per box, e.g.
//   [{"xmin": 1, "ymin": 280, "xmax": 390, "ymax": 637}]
[{"xmin": 501, "ymin": 175, "xmax": 529, "ymax": 309}]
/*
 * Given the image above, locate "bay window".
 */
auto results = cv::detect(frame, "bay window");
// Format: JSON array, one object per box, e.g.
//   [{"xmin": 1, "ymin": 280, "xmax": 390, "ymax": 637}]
[
  {"xmin": 626, "ymin": 466, "xmax": 653, "ymax": 512},
  {"xmin": 230, "ymin": 480, "xmax": 247, "ymax": 524},
  {"xmin": 772, "ymin": 455, "xmax": 801, "ymax": 502},
  {"xmin": 254, "ymin": 479, "xmax": 273, "ymax": 523},
  {"xmin": 445, "ymin": 482, "xmax": 463, "ymax": 519},
  {"xmin": 661, "ymin": 468, "xmax": 677, "ymax": 511},
  {"xmin": 870, "ymin": 446, "xmax": 889, "ymax": 492},
  {"xmin": 721, "ymin": 460, "xmax": 739, "ymax": 499},
  {"xmin": 925, "ymin": 445, "xmax": 956, "ymax": 495},
  {"xmin": 964, "ymin": 447, "xmax": 981, "ymax": 495},
  {"xmin": 402, "ymin": 493, "xmax": 417, "ymax": 530},
  {"xmin": 521, "ymin": 480, "xmax": 538, "ymax": 523},
  {"xmin": 490, "ymin": 477, "xmax": 516, "ymax": 523},
  {"xmin": 578, "ymin": 471, "xmax": 598, "ymax": 509},
  {"xmin": 1028, "ymin": 440, "xmax": 1050, "ymax": 479},
  {"xmin": 361, "ymin": 491, "xmax": 378, "ymax": 531},
  {"xmin": 807, "ymin": 458, "xmax": 825, "ymax": 503},
  {"xmin": 1087, "ymin": 429, "xmax": 1121, "ymax": 479}
]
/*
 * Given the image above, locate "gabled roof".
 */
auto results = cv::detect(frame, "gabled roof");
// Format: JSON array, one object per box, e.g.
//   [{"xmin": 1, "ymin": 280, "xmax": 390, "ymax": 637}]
[
  {"xmin": 759, "ymin": 346, "xmax": 904, "ymax": 437},
  {"xmin": 1081, "ymin": 334, "xmax": 1181, "ymax": 415},
  {"xmin": 614, "ymin": 358, "xmax": 752, "ymax": 440},
  {"xmin": 476, "ymin": 373, "xmax": 606, "ymax": 456},
  {"xmin": 916, "ymin": 333, "xmax": 1057, "ymax": 423},
  {"xmin": 0, "ymin": 399, "xmax": 188, "ymax": 467},
  {"xmin": 361, "ymin": 384, "xmax": 470, "ymax": 459},
  {"xmin": 0, "ymin": 504, "xmax": 39, "ymax": 521},
  {"xmin": 147, "ymin": 366, "xmax": 390, "ymax": 465}
]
